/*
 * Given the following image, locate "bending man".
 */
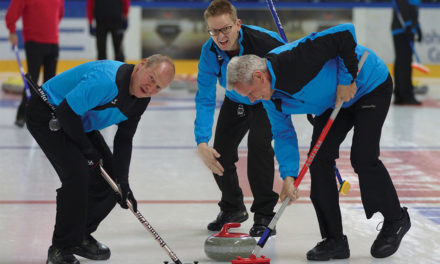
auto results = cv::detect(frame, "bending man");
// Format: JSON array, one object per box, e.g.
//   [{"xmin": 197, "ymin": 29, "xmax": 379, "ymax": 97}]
[
  {"xmin": 226, "ymin": 23, "xmax": 410, "ymax": 260},
  {"xmin": 26, "ymin": 55, "xmax": 175, "ymax": 264}
]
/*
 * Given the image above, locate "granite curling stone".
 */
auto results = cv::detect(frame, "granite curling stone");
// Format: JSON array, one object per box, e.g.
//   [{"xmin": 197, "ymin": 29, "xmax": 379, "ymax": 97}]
[{"xmin": 204, "ymin": 223, "xmax": 257, "ymax": 261}]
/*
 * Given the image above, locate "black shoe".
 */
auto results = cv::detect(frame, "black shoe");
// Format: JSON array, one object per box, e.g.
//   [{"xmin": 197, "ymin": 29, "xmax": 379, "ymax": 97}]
[
  {"xmin": 249, "ymin": 215, "xmax": 277, "ymax": 237},
  {"xmin": 14, "ymin": 118, "xmax": 25, "ymax": 128},
  {"xmin": 371, "ymin": 207, "xmax": 411, "ymax": 258},
  {"xmin": 306, "ymin": 235, "xmax": 350, "ymax": 261},
  {"xmin": 71, "ymin": 235, "xmax": 111, "ymax": 260},
  {"xmin": 46, "ymin": 246, "xmax": 79, "ymax": 264},
  {"xmin": 207, "ymin": 209, "xmax": 248, "ymax": 231},
  {"xmin": 394, "ymin": 98, "xmax": 422, "ymax": 105}
]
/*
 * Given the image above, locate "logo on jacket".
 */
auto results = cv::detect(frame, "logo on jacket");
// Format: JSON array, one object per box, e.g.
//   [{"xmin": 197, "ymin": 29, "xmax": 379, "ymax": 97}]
[
  {"xmin": 111, "ymin": 99, "xmax": 118, "ymax": 105},
  {"xmin": 216, "ymin": 54, "xmax": 224, "ymax": 64}
]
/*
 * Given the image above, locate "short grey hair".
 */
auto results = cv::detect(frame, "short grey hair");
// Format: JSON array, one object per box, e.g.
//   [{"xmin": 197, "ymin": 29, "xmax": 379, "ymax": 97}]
[
  {"xmin": 226, "ymin": 55, "xmax": 268, "ymax": 91},
  {"xmin": 146, "ymin": 54, "xmax": 175, "ymax": 77}
]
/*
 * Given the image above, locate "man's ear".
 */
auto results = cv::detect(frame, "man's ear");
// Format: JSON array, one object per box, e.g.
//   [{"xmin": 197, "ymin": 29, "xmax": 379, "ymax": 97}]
[
  {"xmin": 253, "ymin": 71, "xmax": 264, "ymax": 83},
  {"xmin": 236, "ymin": 19, "xmax": 242, "ymax": 30}
]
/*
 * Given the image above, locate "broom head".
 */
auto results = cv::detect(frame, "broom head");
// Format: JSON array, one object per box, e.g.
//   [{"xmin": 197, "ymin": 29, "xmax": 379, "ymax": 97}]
[
  {"xmin": 339, "ymin": 180, "xmax": 351, "ymax": 195},
  {"xmin": 231, "ymin": 254, "xmax": 271, "ymax": 264},
  {"xmin": 412, "ymin": 62, "xmax": 430, "ymax": 74}
]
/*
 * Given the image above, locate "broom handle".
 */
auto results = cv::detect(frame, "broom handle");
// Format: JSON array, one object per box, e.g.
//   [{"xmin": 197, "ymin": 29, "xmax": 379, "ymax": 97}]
[
  {"xmin": 13, "ymin": 45, "xmax": 31, "ymax": 100},
  {"xmin": 252, "ymin": 51, "xmax": 369, "ymax": 258},
  {"xmin": 99, "ymin": 166, "xmax": 183, "ymax": 264},
  {"xmin": 334, "ymin": 165, "xmax": 343, "ymax": 184},
  {"xmin": 266, "ymin": 0, "xmax": 288, "ymax": 42}
]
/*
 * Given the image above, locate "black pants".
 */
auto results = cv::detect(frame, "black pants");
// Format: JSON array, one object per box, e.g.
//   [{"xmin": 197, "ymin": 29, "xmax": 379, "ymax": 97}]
[
  {"xmin": 213, "ymin": 97, "xmax": 278, "ymax": 220},
  {"xmin": 393, "ymin": 33, "xmax": 415, "ymax": 101},
  {"xmin": 26, "ymin": 90, "xmax": 116, "ymax": 248},
  {"xmin": 16, "ymin": 42, "xmax": 59, "ymax": 121},
  {"xmin": 309, "ymin": 75, "xmax": 402, "ymax": 239},
  {"xmin": 96, "ymin": 18, "xmax": 125, "ymax": 62}
]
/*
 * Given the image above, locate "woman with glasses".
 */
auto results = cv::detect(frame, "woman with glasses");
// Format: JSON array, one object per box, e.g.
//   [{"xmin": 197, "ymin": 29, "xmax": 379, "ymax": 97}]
[{"xmin": 194, "ymin": 0, "xmax": 286, "ymax": 237}]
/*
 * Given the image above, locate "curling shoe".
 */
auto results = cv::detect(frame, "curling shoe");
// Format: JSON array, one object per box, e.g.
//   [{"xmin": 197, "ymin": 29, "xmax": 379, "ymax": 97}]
[
  {"xmin": 307, "ymin": 235, "xmax": 350, "ymax": 261},
  {"xmin": 14, "ymin": 118, "xmax": 25, "ymax": 128},
  {"xmin": 249, "ymin": 215, "xmax": 277, "ymax": 237},
  {"xmin": 46, "ymin": 246, "xmax": 79, "ymax": 264},
  {"xmin": 71, "ymin": 235, "xmax": 111, "ymax": 260},
  {"xmin": 207, "ymin": 209, "xmax": 248, "ymax": 231},
  {"xmin": 371, "ymin": 207, "xmax": 411, "ymax": 258}
]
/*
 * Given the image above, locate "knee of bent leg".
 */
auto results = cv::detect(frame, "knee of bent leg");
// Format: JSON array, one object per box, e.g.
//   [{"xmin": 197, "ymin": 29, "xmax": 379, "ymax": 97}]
[
  {"xmin": 247, "ymin": 133, "xmax": 272, "ymax": 152},
  {"xmin": 350, "ymin": 151, "xmax": 375, "ymax": 173}
]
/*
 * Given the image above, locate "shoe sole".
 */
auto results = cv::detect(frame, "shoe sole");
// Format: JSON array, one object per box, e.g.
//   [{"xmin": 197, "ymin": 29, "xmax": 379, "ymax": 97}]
[
  {"xmin": 307, "ymin": 250, "xmax": 350, "ymax": 261},
  {"xmin": 307, "ymin": 253, "xmax": 350, "ymax": 261},
  {"xmin": 72, "ymin": 250, "xmax": 111, "ymax": 260}
]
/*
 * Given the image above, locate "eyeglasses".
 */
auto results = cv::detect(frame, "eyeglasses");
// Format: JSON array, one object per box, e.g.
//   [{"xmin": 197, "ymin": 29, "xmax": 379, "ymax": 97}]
[{"xmin": 207, "ymin": 25, "xmax": 233, "ymax": 36}]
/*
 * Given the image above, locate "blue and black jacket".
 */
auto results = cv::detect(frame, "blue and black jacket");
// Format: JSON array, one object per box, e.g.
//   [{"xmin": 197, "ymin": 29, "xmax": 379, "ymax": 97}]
[
  {"xmin": 42, "ymin": 60, "xmax": 150, "ymax": 181},
  {"xmin": 262, "ymin": 23, "xmax": 389, "ymax": 179},
  {"xmin": 194, "ymin": 24, "xmax": 285, "ymax": 145},
  {"xmin": 392, "ymin": 0, "xmax": 421, "ymax": 36}
]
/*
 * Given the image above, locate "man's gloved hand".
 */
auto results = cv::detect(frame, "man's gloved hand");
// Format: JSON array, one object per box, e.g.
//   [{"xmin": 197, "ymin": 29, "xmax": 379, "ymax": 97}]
[
  {"xmin": 89, "ymin": 24, "xmax": 96, "ymax": 36},
  {"xmin": 416, "ymin": 27, "xmax": 423, "ymax": 42},
  {"xmin": 117, "ymin": 182, "xmax": 137, "ymax": 212},
  {"xmin": 405, "ymin": 25, "xmax": 413, "ymax": 39}
]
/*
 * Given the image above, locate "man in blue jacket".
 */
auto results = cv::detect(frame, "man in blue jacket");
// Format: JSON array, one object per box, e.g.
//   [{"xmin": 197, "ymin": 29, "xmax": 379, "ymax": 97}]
[
  {"xmin": 25, "ymin": 55, "xmax": 175, "ymax": 264},
  {"xmin": 226, "ymin": 24, "xmax": 410, "ymax": 260},
  {"xmin": 195, "ymin": 0, "xmax": 285, "ymax": 236},
  {"xmin": 391, "ymin": 0, "xmax": 423, "ymax": 105}
]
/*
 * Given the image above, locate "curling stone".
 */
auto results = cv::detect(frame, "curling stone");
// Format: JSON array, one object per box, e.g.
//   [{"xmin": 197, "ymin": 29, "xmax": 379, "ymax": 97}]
[
  {"xmin": 1, "ymin": 76, "xmax": 24, "ymax": 94},
  {"xmin": 204, "ymin": 223, "xmax": 257, "ymax": 261}
]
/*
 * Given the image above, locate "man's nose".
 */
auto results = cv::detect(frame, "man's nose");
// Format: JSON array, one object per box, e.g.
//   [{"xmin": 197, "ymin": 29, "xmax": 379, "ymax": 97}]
[{"xmin": 217, "ymin": 31, "xmax": 228, "ymax": 38}]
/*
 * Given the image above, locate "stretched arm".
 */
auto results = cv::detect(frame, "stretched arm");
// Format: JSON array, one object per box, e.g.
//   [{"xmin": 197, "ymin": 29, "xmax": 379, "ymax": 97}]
[
  {"xmin": 5, "ymin": 0, "xmax": 25, "ymax": 46},
  {"xmin": 112, "ymin": 117, "xmax": 140, "ymax": 212},
  {"xmin": 113, "ymin": 117, "xmax": 139, "ymax": 184},
  {"xmin": 86, "ymin": 0, "xmax": 95, "ymax": 25},
  {"xmin": 263, "ymin": 100, "xmax": 300, "ymax": 204},
  {"xmin": 194, "ymin": 47, "xmax": 218, "ymax": 145},
  {"xmin": 194, "ymin": 43, "xmax": 226, "ymax": 174}
]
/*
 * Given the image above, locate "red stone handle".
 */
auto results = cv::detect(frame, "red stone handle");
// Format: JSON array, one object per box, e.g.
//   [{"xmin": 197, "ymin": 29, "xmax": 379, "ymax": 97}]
[{"xmin": 218, "ymin": 223, "xmax": 241, "ymax": 236}]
